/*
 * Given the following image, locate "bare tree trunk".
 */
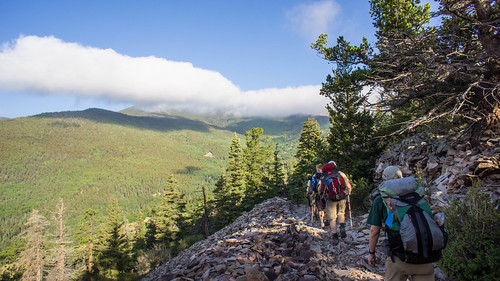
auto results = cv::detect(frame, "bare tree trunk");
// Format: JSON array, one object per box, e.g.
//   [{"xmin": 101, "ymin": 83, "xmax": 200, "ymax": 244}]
[
  {"xmin": 88, "ymin": 219, "xmax": 93, "ymax": 273},
  {"xmin": 202, "ymin": 184, "xmax": 209, "ymax": 238},
  {"xmin": 20, "ymin": 209, "xmax": 48, "ymax": 281},
  {"xmin": 45, "ymin": 198, "xmax": 72, "ymax": 281},
  {"xmin": 35, "ymin": 238, "xmax": 42, "ymax": 281},
  {"xmin": 471, "ymin": 99, "xmax": 500, "ymax": 147},
  {"xmin": 55, "ymin": 199, "xmax": 66, "ymax": 281},
  {"xmin": 473, "ymin": 0, "xmax": 500, "ymax": 58}
]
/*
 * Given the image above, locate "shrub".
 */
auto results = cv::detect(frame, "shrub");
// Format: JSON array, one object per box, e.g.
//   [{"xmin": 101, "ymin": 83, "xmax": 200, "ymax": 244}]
[
  {"xmin": 350, "ymin": 177, "xmax": 372, "ymax": 213},
  {"xmin": 440, "ymin": 182, "xmax": 500, "ymax": 280}
]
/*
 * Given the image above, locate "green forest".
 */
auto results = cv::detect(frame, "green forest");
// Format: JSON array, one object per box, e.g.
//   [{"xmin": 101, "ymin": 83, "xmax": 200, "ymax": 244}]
[
  {"xmin": 1, "ymin": 0, "xmax": 499, "ymax": 280},
  {"xmin": 0, "ymin": 108, "xmax": 330, "ymax": 280}
]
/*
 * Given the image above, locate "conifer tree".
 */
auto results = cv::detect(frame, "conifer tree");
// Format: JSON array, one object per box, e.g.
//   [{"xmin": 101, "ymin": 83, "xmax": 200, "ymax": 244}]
[
  {"xmin": 144, "ymin": 218, "xmax": 157, "ymax": 249},
  {"xmin": 212, "ymin": 168, "xmax": 234, "ymax": 230},
  {"xmin": 312, "ymin": 33, "xmax": 384, "ymax": 182},
  {"xmin": 265, "ymin": 145, "xmax": 286, "ymax": 198},
  {"xmin": 152, "ymin": 175, "xmax": 184, "ymax": 246},
  {"xmin": 313, "ymin": 0, "xmax": 499, "ymax": 147},
  {"xmin": 97, "ymin": 198, "xmax": 133, "ymax": 279},
  {"xmin": 226, "ymin": 133, "xmax": 247, "ymax": 200},
  {"xmin": 212, "ymin": 134, "xmax": 247, "ymax": 230},
  {"xmin": 75, "ymin": 208, "xmax": 99, "ymax": 274},
  {"xmin": 19, "ymin": 209, "xmax": 49, "ymax": 281},
  {"xmin": 289, "ymin": 118, "xmax": 325, "ymax": 203},
  {"xmin": 321, "ymin": 70, "xmax": 381, "ymax": 180},
  {"xmin": 242, "ymin": 128, "xmax": 273, "ymax": 208}
]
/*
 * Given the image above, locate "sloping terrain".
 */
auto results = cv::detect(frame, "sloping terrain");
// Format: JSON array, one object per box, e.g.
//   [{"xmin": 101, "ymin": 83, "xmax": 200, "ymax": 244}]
[
  {"xmin": 0, "ymin": 108, "xmax": 329, "ymax": 253},
  {"xmin": 373, "ymin": 130, "xmax": 500, "ymax": 210},
  {"xmin": 140, "ymin": 127, "xmax": 500, "ymax": 281},
  {"xmin": 141, "ymin": 196, "xmax": 452, "ymax": 281},
  {"xmin": 142, "ymin": 197, "xmax": 385, "ymax": 281}
]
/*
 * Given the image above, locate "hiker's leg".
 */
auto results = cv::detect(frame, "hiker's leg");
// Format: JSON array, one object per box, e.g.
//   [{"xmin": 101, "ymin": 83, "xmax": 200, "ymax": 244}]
[
  {"xmin": 319, "ymin": 209, "xmax": 325, "ymax": 228},
  {"xmin": 309, "ymin": 208, "xmax": 312, "ymax": 220},
  {"xmin": 326, "ymin": 200, "xmax": 338, "ymax": 234},
  {"xmin": 337, "ymin": 199, "xmax": 346, "ymax": 223},
  {"xmin": 384, "ymin": 256, "xmax": 409, "ymax": 281},
  {"xmin": 321, "ymin": 198, "xmax": 329, "ymax": 224},
  {"xmin": 336, "ymin": 200, "xmax": 347, "ymax": 237},
  {"xmin": 319, "ymin": 197, "xmax": 326, "ymax": 227}
]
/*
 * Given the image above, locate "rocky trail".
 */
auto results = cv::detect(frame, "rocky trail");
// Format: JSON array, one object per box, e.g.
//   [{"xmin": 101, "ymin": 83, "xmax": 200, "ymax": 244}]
[
  {"xmin": 140, "ymin": 129, "xmax": 498, "ymax": 281},
  {"xmin": 142, "ymin": 197, "xmax": 447, "ymax": 281}
]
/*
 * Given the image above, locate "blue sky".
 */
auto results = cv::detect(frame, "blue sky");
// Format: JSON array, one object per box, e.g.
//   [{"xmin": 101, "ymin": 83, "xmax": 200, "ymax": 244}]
[{"xmin": 0, "ymin": 0, "xmax": 380, "ymax": 118}]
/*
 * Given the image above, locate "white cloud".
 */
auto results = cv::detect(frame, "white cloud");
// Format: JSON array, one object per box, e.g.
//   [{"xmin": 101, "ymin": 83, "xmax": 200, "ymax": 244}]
[
  {"xmin": 286, "ymin": 0, "xmax": 341, "ymax": 40},
  {"xmin": 0, "ymin": 35, "xmax": 329, "ymax": 117}
]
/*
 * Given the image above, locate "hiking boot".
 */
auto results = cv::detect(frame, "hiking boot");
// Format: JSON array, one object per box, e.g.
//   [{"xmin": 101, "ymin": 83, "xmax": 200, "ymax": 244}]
[
  {"xmin": 340, "ymin": 223, "xmax": 347, "ymax": 238},
  {"xmin": 332, "ymin": 233, "xmax": 339, "ymax": 245}
]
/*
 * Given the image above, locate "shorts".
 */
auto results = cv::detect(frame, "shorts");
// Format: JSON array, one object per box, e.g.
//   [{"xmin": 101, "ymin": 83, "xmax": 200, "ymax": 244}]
[
  {"xmin": 325, "ymin": 199, "xmax": 346, "ymax": 220},
  {"xmin": 385, "ymin": 256, "xmax": 434, "ymax": 281}
]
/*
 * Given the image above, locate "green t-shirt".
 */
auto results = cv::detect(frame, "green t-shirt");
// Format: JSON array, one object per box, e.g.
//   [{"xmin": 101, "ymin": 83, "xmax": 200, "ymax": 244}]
[
  {"xmin": 366, "ymin": 195, "xmax": 387, "ymax": 227},
  {"xmin": 367, "ymin": 195, "xmax": 413, "ymax": 242}
]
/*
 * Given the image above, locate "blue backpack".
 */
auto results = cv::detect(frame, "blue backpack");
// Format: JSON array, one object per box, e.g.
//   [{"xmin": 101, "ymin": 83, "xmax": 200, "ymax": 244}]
[{"xmin": 310, "ymin": 172, "xmax": 323, "ymax": 193}]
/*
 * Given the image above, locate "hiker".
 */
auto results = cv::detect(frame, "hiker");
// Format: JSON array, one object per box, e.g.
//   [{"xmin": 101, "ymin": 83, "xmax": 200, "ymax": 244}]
[
  {"xmin": 319, "ymin": 161, "xmax": 352, "ymax": 244},
  {"xmin": 367, "ymin": 166, "xmax": 446, "ymax": 281},
  {"xmin": 306, "ymin": 175, "xmax": 315, "ymax": 221},
  {"xmin": 308, "ymin": 164, "xmax": 325, "ymax": 226}
]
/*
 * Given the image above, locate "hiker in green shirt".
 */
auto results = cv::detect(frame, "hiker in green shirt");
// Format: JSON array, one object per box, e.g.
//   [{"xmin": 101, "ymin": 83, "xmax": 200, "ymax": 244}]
[{"xmin": 366, "ymin": 166, "xmax": 435, "ymax": 281}]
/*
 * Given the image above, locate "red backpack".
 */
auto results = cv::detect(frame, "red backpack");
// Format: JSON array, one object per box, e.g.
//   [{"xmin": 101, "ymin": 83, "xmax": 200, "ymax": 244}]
[{"xmin": 321, "ymin": 163, "xmax": 346, "ymax": 200}]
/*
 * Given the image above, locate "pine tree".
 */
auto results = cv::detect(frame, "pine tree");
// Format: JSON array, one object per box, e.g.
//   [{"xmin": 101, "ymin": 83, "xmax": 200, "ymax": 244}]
[
  {"xmin": 312, "ymin": 33, "xmax": 383, "ymax": 181},
  {"xmin": 75, "ymin": 208, "xmax": 99, "ymax": 274},
  {"xmin": 322, "ymin": 69, "xmax": 381, "ymax": 180},
  {"xmin": 153, "ymin": 175, "xmax": 184, "ymax": 246},
  {"xmin": 314, "ymin": 0, "xmax": 499, "ymax": 146},
  {"xmin": 226, "ymin": 133, "xmax": 247, "ymax": 200},
  {"xmin": 97, "ymin": 198, "xmax": 133, "ymax": 279},
  {"xmin": 144, "ymin": 217, "xmax": 157, "ymax": 249},
  {"xmin": 264, "ymin": 145, "xmax": 286, "ymax": 198},
  {"xmin": 243, "ymin": 128, "xmax": 273, "ymax": 207},
  {"xmin": 212, "ymin": 134, "xmax": 247, "ymax": 230},
  {"xmin": 212, "ymin": 168, "xmax": 232, "ymax": 230},
  {"xmin": 19, "ymin": 209, "xmax": 49, "ymax": 281},
  {"xmin": 289, "ymin": 118, "xmax": 325, "ymax": 203}
]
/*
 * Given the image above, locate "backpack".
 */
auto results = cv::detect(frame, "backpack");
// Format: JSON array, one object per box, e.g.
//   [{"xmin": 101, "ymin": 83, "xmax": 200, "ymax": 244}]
[
  {"xmin": 320, "ymin": 168, "xmax": 346, "ymax": 201},
  {"xmin": 310, "ymin": 172, "xmax": 323, "ymax": 193},
  {"xmin": 379, "ymin": 176, "xmax": 447, "ymax": 264}
]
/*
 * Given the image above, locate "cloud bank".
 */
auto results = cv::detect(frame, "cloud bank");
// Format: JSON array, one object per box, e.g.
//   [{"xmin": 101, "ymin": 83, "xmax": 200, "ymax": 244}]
[{"xmin": 0, "ymin": 36, "xmax": 329, "ymax": 117}]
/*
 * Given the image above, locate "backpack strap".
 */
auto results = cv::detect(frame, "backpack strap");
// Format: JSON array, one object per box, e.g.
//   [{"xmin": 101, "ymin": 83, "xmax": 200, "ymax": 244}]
[{"xmin": 385, "ymin": 197, "xmax": 399, "ymax": 227}]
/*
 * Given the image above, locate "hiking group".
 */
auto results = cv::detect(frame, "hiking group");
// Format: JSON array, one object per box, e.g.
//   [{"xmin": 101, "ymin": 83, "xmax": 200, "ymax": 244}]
[
  {"xmin": 306, "ymin": 163, "xmax": 447, "ymax": 281},
  {"xmin": 306, "ymin": 161, "xmax": 352, "ymax": 245}
]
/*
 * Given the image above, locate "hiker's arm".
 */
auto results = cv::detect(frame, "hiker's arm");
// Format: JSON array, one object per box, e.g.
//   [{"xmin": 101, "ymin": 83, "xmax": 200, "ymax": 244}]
[
  {"xmin": 368, "ymin": 225, "xmax": 381, "ymax": 267},
  {"xmin": 342, "ymin": 173, "xmax": 352, "ymax": 194}
]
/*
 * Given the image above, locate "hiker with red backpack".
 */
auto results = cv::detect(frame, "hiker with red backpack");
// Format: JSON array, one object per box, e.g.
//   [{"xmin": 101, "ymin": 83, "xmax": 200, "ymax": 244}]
[
  {"xmin": 367, "ymin": 166, "xmax": 447, "ymax": 281},
  {"xmin": 319, "ymin": 161, "xmax": 352, "ymax": 245}
]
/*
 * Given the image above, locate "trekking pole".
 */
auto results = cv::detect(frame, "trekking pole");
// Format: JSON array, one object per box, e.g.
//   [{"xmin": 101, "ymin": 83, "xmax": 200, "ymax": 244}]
[{"xmin": 347, "ymin": 194, "xmax": 353, "ymax": 228}]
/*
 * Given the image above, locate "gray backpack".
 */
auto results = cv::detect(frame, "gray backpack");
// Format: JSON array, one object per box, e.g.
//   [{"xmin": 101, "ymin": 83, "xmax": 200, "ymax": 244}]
[{"xmin": 379, "ymin": 177, "xmax": 447, "ymax": 264}]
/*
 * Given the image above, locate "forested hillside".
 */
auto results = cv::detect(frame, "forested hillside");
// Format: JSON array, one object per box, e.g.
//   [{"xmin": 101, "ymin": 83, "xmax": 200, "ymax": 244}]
[{"xmin": 0, "ymin": 108, "xmax": 329, "ymax": 269}]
